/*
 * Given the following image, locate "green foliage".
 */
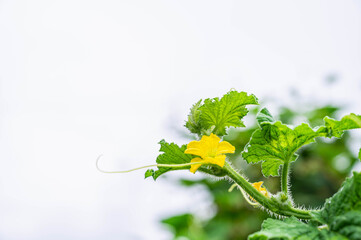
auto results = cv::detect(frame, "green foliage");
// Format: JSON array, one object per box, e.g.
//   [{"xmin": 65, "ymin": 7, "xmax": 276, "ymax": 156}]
[
  {"xmin": 145, "ymin": 140, "xmax": 192, "ymax": 180},
  {"xmin": 150, "ymin": 93, "xmax": 361, "ymax": 180},
  {"xmin": 144, "ymin": 169, "xmax": 154, "ymax": 178},
  {"xmin": 162, "ymin": 178, "xmax": 269, "ymax": 240},
  {"xmin": 248, "ymin": 217, "xmax": 346, "ymax": 240},
  {"xmin": 161, "ymin": 214, "xmax": 207, "ymax": 239},
  {"xmin": 311, "ymin": 172, "xmax": 361, "ymax": 239},
  {"xmin": 359, "ymin": 148, "xmax": 361, "ymax": 161},
  {"xmin": 312, "ymin": 171, "xmax": 361, "ymax": 224},
  {"xmin": 140, "ymin": 90, "xmax": 361, "ymax": 239},
  {"xmin": 252, "ymin": 172, "xmax": 361, "ymax": 240},
  {"xmin": 185, "ymin": 91, "xmax": 258, "ymax": 136},
  {"xmin": 185, "ymin": 100, "xmax": 203, "ymax": 135},
  {"xmin": 331, "ymin": 211, "xmax": 361, "ymax": 240},
  {"xmin": 242, "ymin": 108, "xmax": 323, "ymax": 176},
  {"xmin": 243, "ymin": 109, "xmax": 361, "ymax": 177},
  {"xmin": 145, "ymin": 140, "xmax": 229, "ymax": 180},
  {"xmin": 324, "ymin": 113, "xmax": 361, "ymax": 138},
  {"xmin": 256, "ymin": 108, "xmax": 275, "ymax": 125}
]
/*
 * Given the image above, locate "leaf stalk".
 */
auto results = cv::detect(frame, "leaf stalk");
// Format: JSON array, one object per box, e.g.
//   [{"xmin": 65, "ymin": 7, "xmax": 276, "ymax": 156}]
[{"xmin": 281, "ymin": 162, "xmax": 290, "ymax": 197}]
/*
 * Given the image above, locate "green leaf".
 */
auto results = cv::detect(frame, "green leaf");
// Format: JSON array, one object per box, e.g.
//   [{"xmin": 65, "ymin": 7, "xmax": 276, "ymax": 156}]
[
  {"xmin": 243, "ymin": 109, "xmax": 361, "ymax": 177},
  {"xmin": 145, "ymin": 140, "xmax": 229, "ymax": 180},
  {"xmin": 359, "ymin": 148, "xmax": 361, "ymax": 161},
  {"xmin": 243, "ymin": 109, "xmax": 322, "ymax": 176},
  {"xmin": 185, "ymin": 91, "xmax": 258, "ymax": 136},
  {"xmin": 144, "ymin": 169, "xmax": 154, "ymax": 178},
  {"xmin": 248, "ymin": 217, "xmax": 346, "ymax": 240},
  {"xmin": 161, "ymin": 214, "xmax": 195, "ymax": 235},
  {"xmin": 324, "ymin": 113, "xmax": 361, "ymax": 138},
  {"xmin": 330, "ymin": 211, "xmax": 361, "ymax": 240},
  {"xmin": 185, "ymin": 100, "xmax": 202, "ymax": 135},
  {"xmin": 161, "ymin": 214, "xmax": 206, "ymax": 240},
  {"xmin": 256, "ymin": 107, "xmax": 275, "ymax": 125},
  {"xmin": 145, "ymin": 140, "xmax": 193, "ymax": 180},
  {"xmin": 310, "ymin": 172, "xmax": 361, "ymax": 239},
  {"xmin": 311, "ymin": 171, "xmax": 361, "ymax": 222}
]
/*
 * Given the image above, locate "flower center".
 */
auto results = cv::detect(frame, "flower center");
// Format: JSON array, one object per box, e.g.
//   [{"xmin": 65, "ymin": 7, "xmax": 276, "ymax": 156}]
[{"xmin": 207, "ymin": 148, "xmax": 217, "ymax": 158}]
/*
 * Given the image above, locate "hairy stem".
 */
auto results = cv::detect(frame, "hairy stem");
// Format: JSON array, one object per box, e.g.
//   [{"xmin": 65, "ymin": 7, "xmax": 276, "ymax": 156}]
[
  {"xmin": 223, "ymin": 162, "xmax": 311, "ymax": 219},
  {"xmin": 281, "ymin": 162, "xmax": 290, "ymax": 197}
]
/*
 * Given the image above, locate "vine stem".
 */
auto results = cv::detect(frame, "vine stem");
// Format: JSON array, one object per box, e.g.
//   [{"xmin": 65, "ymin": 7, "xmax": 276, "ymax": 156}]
[
  {"xmin": 96, "ymin": 155, "xmax": 205, "ymax": 174},
  {"xmin": 281, "ymin": 162, "xmax": 290, "ymax": 197},
  {"xmin": 223, "ymin": 162, "xmax": 311, "ymax": 219}
]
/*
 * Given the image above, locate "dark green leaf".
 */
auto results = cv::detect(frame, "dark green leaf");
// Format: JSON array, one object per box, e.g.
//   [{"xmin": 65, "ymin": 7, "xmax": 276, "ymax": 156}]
[
  {"xmin": 248, "ymin": 217, "xmax": 346, "ymax": 240},
  {"xmin": 330, "ymin": 211, "xmax": 361, "ymax": 240},
  {"xmin": 311, "ymin": 172, "xmax": 361, "ymax": 240},
  {"xmin": 311, "ymin": 172, "xmax": 361, "ymax": 223}
]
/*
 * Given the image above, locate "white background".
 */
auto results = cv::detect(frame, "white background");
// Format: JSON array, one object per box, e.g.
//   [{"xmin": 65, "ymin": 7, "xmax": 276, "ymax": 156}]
[{"xmin": 1, "ymin": 1, "xmax": 361, "ymax": 239}]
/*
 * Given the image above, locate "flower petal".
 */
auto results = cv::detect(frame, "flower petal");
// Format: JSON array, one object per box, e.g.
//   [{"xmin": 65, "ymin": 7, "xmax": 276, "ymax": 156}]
[
  {"xmin": 209, "ymin": 133, "xmax": 221, "ymax": 142},
  {"xmin": 185, "ymin": 133, "xmax": 235, "ymax": 173},
  {"xmin": 204, "ymin": 155, "xmax": 226, "ymax": 168},
  {"xmin": 184, "ymin": 141, "xmax": 203, "ymax": 156},
  {"xmin": 252, "ymin": 181, "xmax": 264, "ymax": 190},
  {"xmin": 189, "ymin": 157, "xmax": 203, "ymax": 173},
  {"xmin": 206, "ymin": 133, "xmax": 221, "ymax": 149},
  {"xmin": 214, "ymin": 155, "xmax": 226, "ymax": 167},
  {"xmin": 216, "ymin": 141, "xmax": 236, "ymax": 155},
  {"xmin": 252, "ymin": 181, "xmax": 269, "ymax": 198}
]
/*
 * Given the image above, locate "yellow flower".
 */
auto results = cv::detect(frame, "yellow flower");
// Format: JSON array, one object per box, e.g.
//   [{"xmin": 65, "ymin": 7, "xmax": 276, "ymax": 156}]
[
  {"xmin": 251, "ymin": 181, "xmax": 269, "ymax": 200},
  {"xmin": 184, "ymin": 133, "xmax": 235, "ymax": 173}
]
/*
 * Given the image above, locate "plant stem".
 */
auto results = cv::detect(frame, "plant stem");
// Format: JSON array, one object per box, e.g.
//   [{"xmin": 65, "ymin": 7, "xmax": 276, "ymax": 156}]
[
  {"xmin": 223, "ymin": 162, "xmax": 311, "ymax": 219},
  {"xmin": 281, "ymin": 162, "xmax": 290, "ymax": 197},
  {"xmin": 96, "ymin": 155, "xmax": 207, "ymax": 174},
  {"xmin": 224, "ymin": 162, "xmax": 276, "ymax": 209}
]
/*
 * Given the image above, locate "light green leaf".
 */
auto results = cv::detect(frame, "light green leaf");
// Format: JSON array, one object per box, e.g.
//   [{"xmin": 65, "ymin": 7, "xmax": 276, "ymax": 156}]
[
  {"xmin": 242, "ymin": 109, "xmax": 321, "ymax": 176},
  {"xmin": 185, "ymin": 100, "xmax": 202, "ymax": 135},
  {"xmin": 248, "ymin": 217, "xmax": 346, "ymax": 240},
  {"xmin": 324, "ymin": 113, "xmax": 361, "ymax": 138},
  {"xmin": 185, "ymin": 91, "xmax": 258, "ymax": 136},
  {"xmin": 256, "ymin": 107, "xmax": 275, "ymax": 125},
  {"xmin": 144, "ymin": 169, "xmax": 154, "ymax": 178},
  {"xmin": 359, "ymin": 148, "xmax": 361, "ymax": 161},
  {"xmin": 145, "ymin": 140, "xmax": 192, "ymax": 180}
]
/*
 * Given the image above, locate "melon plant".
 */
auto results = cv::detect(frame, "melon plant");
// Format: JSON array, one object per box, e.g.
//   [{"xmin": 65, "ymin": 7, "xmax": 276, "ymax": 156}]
[{"xmin": 99, "ymin": 90, "xmax": 361, "ymax": 240}]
